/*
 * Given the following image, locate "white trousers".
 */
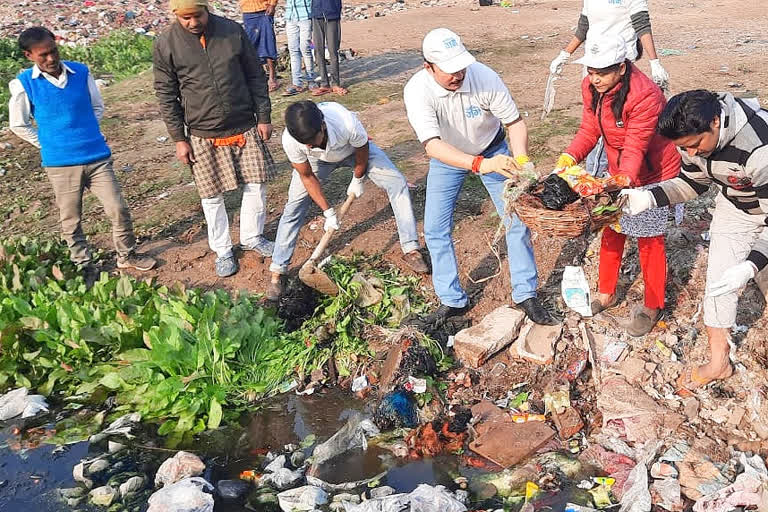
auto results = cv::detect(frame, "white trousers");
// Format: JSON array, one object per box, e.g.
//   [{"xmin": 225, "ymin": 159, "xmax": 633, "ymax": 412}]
[
  {"xmin": 704, "ymin": 193, "xmax": 766, "ymax": 328},
  {"xmin": 200, "ymin": 183, "xmax": 267, "ymax": 258}
]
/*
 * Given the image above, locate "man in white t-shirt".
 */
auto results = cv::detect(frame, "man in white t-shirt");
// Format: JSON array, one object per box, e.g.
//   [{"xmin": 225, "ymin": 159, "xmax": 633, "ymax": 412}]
[
  {"xmin": 403, "ymin": 28, "xmax": 554, "ymax": 326},
  {"xmin": 267, "ymin": 100, "xmax": 428, "ymax": 300}
]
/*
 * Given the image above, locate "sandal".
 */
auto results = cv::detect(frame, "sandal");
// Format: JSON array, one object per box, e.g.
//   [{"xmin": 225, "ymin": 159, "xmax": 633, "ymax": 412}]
[
  {"xmin": 331, "ymin": 85, "xmax": 349, "ymax": 95},
  {"xmin": 676, "ymin": 365, "xmax": 734, "ymax": 397},
  {"xmin": 311, "ymin": 87, "xmax": 332, "ymax": 96},
  {"xmin": 268, "ymin": 80, "xmax": 281, "ymax": 92},
  {"xmin": 282, "ymin": 85, "xmax": 306, "ymax": 96}
]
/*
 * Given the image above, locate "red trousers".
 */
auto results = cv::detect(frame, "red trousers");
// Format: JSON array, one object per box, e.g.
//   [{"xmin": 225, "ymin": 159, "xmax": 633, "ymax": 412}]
[{"xmin": 598, "ymin": 228, "xmax": 666, "ymax": 309}]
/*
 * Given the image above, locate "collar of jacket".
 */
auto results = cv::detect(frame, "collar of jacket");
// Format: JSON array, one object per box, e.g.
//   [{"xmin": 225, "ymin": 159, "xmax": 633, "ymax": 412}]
[{"xmin": 173, "ymin": 12, "xmax": 219, "ymax": 44}]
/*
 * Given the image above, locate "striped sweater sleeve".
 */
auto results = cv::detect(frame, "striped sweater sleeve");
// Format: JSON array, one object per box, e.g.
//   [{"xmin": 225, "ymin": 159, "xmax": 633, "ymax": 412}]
[
  {"xmin": 650, "ymin": 156, "xmax": 712, "ymax": 206},
  {"xmin": 745, "ymin": 145, "xmax": 768, "ymax": 270}
]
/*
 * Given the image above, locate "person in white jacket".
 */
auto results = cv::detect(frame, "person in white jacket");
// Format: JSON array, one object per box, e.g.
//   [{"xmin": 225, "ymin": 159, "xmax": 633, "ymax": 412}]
[{"xmin": 549, "ymin": 0, "xmax": 669, "ymax": 89}]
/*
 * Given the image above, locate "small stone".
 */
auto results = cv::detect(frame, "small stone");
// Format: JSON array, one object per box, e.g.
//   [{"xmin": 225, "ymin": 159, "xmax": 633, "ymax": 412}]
[
  {"xmin": 369, "ymin": 486, "xmax": 395, "ymax": 498},
  {"xmin": 108, "ymin": 441, "xmax": 125, "ymax": 453},
  {"xmin": 552, "ymin": 407, "xmax": 584, "ymax": 439},
  {"xmin": 86, "ymin": 458, "xmax": 109, "ymax": 476},
  {"xmin": 72, "ymin": 462, "xmax": 93, "ymax": 489},
  {"xmin": 119, "ymin": 476, "xmax": 145, "ymax": 498},
  {"xmin": 616, "ymin": 357, "xmax": 647, "ymax": 384},
  {"xmin": 510, "ymin": 321, "xmax": 563, "ymax": 365},
  {"xmin": 556, "ymin": 340, "xmax": 567, "ymax": 353},
  {"xmin": 644, "ymin": 362, "xmax": 658, "ymax": 374},
  {"xmin": 682, "ymin": 397, "xmax": 699, "ymax": 419},
  {"xmin": 89, "ymin": 485, "xmax": 117, "ymax": 506},
  {"xmin": 59, "ymin": 487, "xmax": 87, "ymax": 499},
  {"xmin": 332, "ymin": 493, "xmax": 360, "ymax": 503},
  {"xmin": 67, "ymin": 497, "xmax": 85, "ymax": 507},
  {"xmin": 727, "ymin": 406, "xmax": 747, "ymax": 427},
  {"xmin": 154, "ymin": 451, "xmax": 206, "ymax": 487}
]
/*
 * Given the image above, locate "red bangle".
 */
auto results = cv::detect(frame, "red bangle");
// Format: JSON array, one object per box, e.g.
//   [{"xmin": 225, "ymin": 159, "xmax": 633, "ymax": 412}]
[{"xmin": 471, "ymin": 156, "xmax": 484, "ymax": 174}]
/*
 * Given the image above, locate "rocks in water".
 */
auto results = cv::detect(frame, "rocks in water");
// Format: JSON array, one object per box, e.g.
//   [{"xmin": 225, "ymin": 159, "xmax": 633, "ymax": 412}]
[
  {"xmin": 59, "ymin": 487, "xmax": 87, "ymax": 499},
  {"xmin": 87, "ymin": 458, "xmax": 110, "ymax": 476},
  {"xmin": 119, "ymin": 476, "xmax": 146, "ymax": 498},
  {"xmin": 89, "ymin": 485, "xmax": 117, "ymax": 506},
  {"xmin": 73, "ymin": 462, "xmax": 93, "ymax": 489},
  {"xmin": 276, "ymin": 485, "xmax": 328, "ymax": 512},
  {"xmin": 216, "ymin": 479, "xmax": 251, "ymax": 503},
  {"xmin": 154, "ymin": 451, "xmax": 206, "ymax": 488},
  {"xmin": 147, "ymin": 477, "xmax": 214, "ymax": 512}
]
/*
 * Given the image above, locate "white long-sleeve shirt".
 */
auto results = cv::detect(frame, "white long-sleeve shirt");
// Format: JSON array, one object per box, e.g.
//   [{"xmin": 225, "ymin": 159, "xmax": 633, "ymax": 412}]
[{"xmin": 8, "ymin": 63, "xmax": 104, "ymax": 149}]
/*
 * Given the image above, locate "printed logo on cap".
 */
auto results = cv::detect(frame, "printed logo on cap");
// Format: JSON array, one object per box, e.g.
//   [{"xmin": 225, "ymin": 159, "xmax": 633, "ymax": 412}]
[
  {"xmin": 443, "ymin": 38, "xmax": 458, "ymax": 49},
  {"xmin": 590, "ymin": 43, "xmax": 600, "ymax": 55}
]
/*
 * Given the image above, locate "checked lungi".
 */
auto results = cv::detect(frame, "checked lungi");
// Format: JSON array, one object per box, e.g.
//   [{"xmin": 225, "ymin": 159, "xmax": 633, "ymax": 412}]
[{"xmin": 189, "ymin": 126, "xmax": 276, "ymax": 199}]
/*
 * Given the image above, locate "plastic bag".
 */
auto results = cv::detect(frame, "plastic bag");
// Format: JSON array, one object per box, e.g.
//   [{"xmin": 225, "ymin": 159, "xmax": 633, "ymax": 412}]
[
  {"xmin": 0, "ymin": 387, "xmax": 49, "ymax": 420},
  {"xmin": 409, "ymin": 484, "xmax": 467, "ymax": 512},
  {"xmin": 276, "ymin": 485, "xmax": 328, "ymax": 511},
  {"xmin": 311, "ymin": 413, "xmax": 377, "ymax": 466},
  {"xmin": 147, "ymin": 477, "xmax": 214, "ymax": 512},
  {"xmin": 561, "ymin": 266, "xmax": 592, "ymax": 317},
  {"xmin": 534, "ymin": 174, "xmax": 580, "ymax": 210},
  {"xmin": 557, "ymin": 166, "xmax": 604, "ymax": 197},
  {"xmin": 373, "ymin": 391, "xmax": 418, "ymax": 430}
]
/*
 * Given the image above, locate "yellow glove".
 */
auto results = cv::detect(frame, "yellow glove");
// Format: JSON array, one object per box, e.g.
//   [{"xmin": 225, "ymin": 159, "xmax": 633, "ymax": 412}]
[
  {"xmin": 556, "ymin": 153, "xmax": 576, "ymax": 169},
  {"xmin": 478, "ymin": 155, "xmax": 520, "ymax": 177},
  {"xmin": 515, "ymin": 154, "xmax": 535, "ymax": 173}
]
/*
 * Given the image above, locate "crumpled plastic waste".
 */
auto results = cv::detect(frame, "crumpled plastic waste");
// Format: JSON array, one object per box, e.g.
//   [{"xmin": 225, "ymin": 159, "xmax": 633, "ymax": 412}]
[
  {"xmin": 409, "ymin": 484, "xmax": 467, "ymax": 512},
  {"xmin": 306, "ymin": 471, "xmax": 387, "ymax": 492},
  {"xmin": 351, "ymin": 273, "xmax": 384, "ymax": 307},
  {"xmin": 311, "ymin": 414, "xmax": 380, "ymax": 466},
  {"xmin": 650, "ymin": 478, "xmax": 684, "ymax": 512},
  {"xmin": 0, "ymin": 387, "xmax": 49, "ymax": 420},
  {"xmin": 277, "ymin": 485, "xmax": 328, "ymax": 511},
  {"xmin": 374, "ymin": 390, "xmax": 418, "ymax": 430},
  {"xmin": 618, "ymin": 440, "xmax": 662, "ymax": 512},
  {"xmin": 534, "ymin": 174, "xmax": 581, "ymax": 210},
  {"xmin": 146, "ymin": 477, "xmax": 214, "ymax": 512},
  {"xmin": 342, "ymin": 493, "xmax": 411, "ymax": 512},
  {"xmin": 89, "ymin": 412, "xmax": 142, "ymax": 443},
  {"xmin": 692, "ymin": 453, "xmax": 768, "ymax": 512},
  {"xmin": 154, "ymin": 451, "xmax": 206, "ymax": 488}
]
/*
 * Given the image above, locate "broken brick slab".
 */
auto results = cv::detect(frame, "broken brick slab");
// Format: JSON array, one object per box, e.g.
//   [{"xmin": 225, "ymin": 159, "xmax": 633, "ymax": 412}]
[
  {"xmin": 471, "ymin": 401, "xmax": 512, "ymax": 436},
  {"xmin": 453, "ymin": 306, "xmax": 526, "ymax": 368},
  {"xmin": 378, "ymin": 342, "xmax": 405, "ymax": 396},
  {"xmin": 469, "ymin": 421, "xmax": 555, "ymax": 468},
  {"xmin": 509, "ymin": 321, "xmax": 562, "ymax": 365},
  {"xmin": 552, "ymin": 406, "xmax": 584, "ymax": 439}
]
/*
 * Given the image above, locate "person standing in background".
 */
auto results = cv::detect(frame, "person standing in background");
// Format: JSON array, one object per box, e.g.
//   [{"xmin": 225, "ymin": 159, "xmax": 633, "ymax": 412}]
[
  {"xmin": 282, "ymin": 0, "xmax": 315, "ymax": 96},
  {"xmin": 241, "ymin": 0, "xmax": 281, "ymax": 92},
  {"xmin": 9, "ymin": 26, "xmax": 157, "ymax": 285},
  {"xmin": 548, "ymin": 0, "xmax": 670, "ymax": 176},
  {"xmin": 310, "ymin": 0, "xmax": 347, "ymax": 96},
  {"xmin": 153, "ymin": 0, "xmax": 276, "ymax": 278}
]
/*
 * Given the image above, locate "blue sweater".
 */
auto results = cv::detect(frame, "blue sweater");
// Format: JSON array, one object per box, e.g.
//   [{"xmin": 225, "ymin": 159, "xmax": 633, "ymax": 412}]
[
  {"xmin": 311, "ymin": 0, "xmax": 341, "ymax": 20},
  {"xmin": 17, "ymin": 61, "xmax": 111, "ymax": 167}
]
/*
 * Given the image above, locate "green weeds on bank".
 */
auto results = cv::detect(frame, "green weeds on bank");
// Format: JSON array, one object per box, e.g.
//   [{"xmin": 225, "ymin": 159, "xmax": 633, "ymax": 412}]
[
  {"xmin": 0, "ymin": 31, "xmax": 154, "ymax": 122},
  {"xmin": 0, "ymin": 238, "xmax": 442, "ymax": 446}
]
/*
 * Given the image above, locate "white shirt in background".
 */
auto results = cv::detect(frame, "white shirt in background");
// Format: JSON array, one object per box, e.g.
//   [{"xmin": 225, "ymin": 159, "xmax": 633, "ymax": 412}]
[
  {"xmin": 8, "ymin": 63, "xmax": 105, "ymax": 149},
  {"xmin": 403, "ymin": 62, "xmax": 520, "ymax": 156},
  {"xmin": 582, "ymin": 0, "xmax": 649, "ymax": 61},
  {"xmin": 282, "ymin": 102, "xmax": 369, "ymax": 164}
]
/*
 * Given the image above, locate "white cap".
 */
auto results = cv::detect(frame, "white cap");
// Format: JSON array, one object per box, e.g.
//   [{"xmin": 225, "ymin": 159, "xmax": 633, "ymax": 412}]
[
  {"xmin": 574, "ymin": 34, "xmax": 627, "ymax": 69},
  {"xmin": 422, "ymin": 28, "xmax": 476, "ymax": 74}
]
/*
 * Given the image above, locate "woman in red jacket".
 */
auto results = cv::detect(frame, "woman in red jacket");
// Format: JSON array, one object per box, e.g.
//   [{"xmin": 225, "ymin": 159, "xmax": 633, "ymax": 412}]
[{"xmin": 556, "ymin": 34, "xmax": 680, "ymax": 336}]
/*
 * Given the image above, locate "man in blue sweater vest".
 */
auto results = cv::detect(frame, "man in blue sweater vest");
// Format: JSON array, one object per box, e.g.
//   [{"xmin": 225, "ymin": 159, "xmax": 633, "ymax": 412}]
[{"xmin": 8, "ymin": 27, "xmax": 156, "ymax": 283}]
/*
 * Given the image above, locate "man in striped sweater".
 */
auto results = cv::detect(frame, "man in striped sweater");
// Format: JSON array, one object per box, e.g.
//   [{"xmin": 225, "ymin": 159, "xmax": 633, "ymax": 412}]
[{"xmin": 621, "ymin": 90, "xmax": 768, "ymax": 394}]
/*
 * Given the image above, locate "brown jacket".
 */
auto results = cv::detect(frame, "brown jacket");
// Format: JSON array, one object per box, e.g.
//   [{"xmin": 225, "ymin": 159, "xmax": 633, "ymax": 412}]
[{"xmin": 153, "ymin": 13, "xmax": 271, "ymax": 141}]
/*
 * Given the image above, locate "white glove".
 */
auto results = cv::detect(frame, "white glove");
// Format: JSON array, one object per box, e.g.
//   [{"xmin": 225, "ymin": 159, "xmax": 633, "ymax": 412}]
[
  {"xmin": 649, "ymin": 59, "xmax": 669, "ymax": 89},
  {"xmin": 618, "ymin": 189, "xmax": 656, "ymax": 216},
  {"xmin": 323, "ymin": 208, "xmax": 340, "ymax": 232},
  {"xmin": 707, "ymin": 261, "xmax": 757, "ymax": 297},
  {"xmin": 347, "ymin": 176, "xmax": 365, "ymax": 198},
  {"xmin": 549, "ymin": 50, "xmax": 571, "ymax": 75}
]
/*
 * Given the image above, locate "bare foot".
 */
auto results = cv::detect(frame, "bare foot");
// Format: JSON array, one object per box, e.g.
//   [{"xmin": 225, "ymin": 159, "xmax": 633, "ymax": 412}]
[
  {"xmin": 331, "ymin": 85, "xmax": 349, "ymax": 95},
  {"xmin": 697, "ymin": 353, "xmax": 734, "ymax": 382}
]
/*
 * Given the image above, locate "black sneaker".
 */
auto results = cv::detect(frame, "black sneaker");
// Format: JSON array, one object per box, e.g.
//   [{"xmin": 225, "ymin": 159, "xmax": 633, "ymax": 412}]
[
  {"xmin": 517, "ymin": 297, "xmax": 557, "ymax": 325},
  {"xmin": 423, "ymin": 304, "xmax": 468, "ymax": 327},
  {"xmin": 81, "ymin": 263, "xmax": 100, "ymax": 289}
]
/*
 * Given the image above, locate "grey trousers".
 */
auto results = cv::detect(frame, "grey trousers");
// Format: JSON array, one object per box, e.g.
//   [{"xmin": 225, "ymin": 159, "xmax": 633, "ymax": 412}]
[
  {"xmin": 45, "ymin": 158, "xmax": 135, "ymax": 264},
  {"xmin": 312, "ymin": 17, "xmax": 341, "ymax": 87}
]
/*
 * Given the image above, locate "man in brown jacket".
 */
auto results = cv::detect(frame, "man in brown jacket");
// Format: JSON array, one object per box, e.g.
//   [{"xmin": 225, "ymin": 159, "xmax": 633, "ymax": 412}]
[{"xmin": 153, "ymin": 0, "xmax": 276, "ymax": 277}]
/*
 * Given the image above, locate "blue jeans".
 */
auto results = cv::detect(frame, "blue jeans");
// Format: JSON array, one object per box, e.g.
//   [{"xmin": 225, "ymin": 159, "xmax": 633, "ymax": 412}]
[
  {"xmin": 424, "ymin": 140, "xmax": 538, "ymax": 307},
  {"xmin": 270, "ymin": 142, "xmax": 421, "ymax": 273},
  {"xmin": 286, "ymin": 19, "xmax": 315, "ymax": 87}
]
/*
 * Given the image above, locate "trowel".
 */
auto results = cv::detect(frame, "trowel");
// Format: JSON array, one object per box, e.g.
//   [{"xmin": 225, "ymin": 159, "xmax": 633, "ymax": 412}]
[{"xmin": 298, "ymin": 193, "xmax": 355, "ymax": 295}]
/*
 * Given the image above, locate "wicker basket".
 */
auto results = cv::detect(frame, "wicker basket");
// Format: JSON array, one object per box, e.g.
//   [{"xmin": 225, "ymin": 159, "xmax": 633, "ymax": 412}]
[{"xmin": 514, "ymin": 192, "xmax": 623, "ymax": 239}]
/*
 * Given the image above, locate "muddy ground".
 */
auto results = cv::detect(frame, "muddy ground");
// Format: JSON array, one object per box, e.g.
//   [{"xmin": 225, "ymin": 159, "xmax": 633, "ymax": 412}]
[{"xmin": 1, "ymin": 0, "xmax": 768, "ymax": 469}]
